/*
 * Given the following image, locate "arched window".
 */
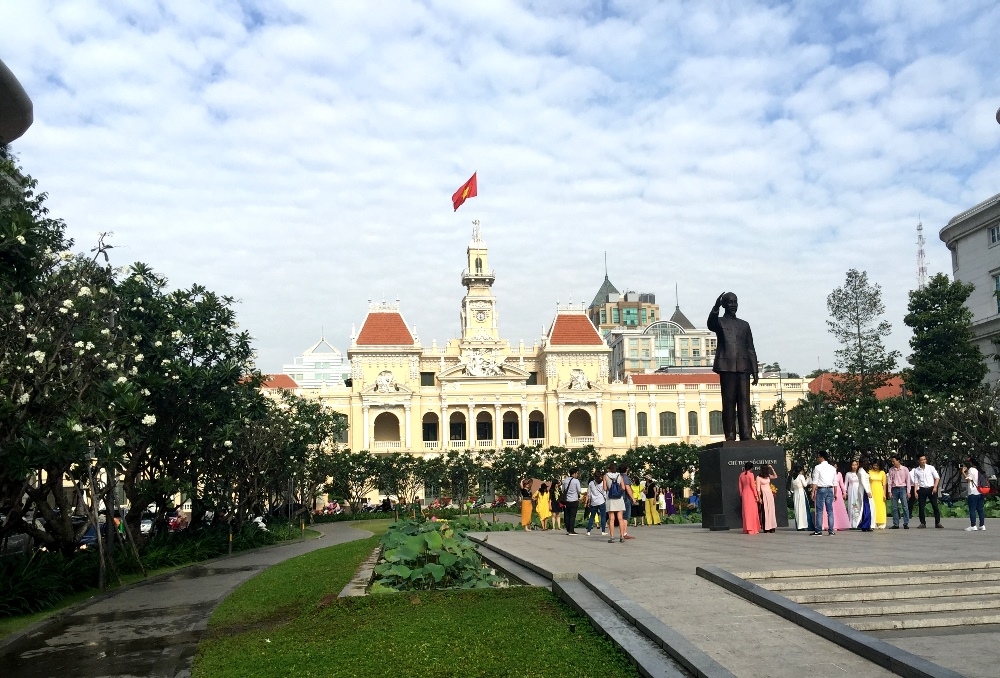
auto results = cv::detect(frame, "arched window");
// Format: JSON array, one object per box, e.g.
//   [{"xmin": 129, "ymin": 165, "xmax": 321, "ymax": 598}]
[
  {"xmin": 709, "ymin": 410, "xmax": 723, "ymax": 436},
  {"xmin": 637, "ymin": 412, "xmax": 648, "ymax": 437},
  {"xmin": 688, "ymin": 410, "xmax": 699, "ymax": 436},
  {"xmin": 612, "ymin": 409, "xmax": 627, "ymax": 438},
  {"xmin": 422, "ymin": 412, "xmax": 439, "ymax": 442},
  {"xmin": 659, "ymin": 411, "xmax": 677, "ymax": 437},
  {"xmin": 475, "ymin": 257, "xmax": 483, "ymax": 273},
  {"xmin": 567, "ymin": 409, "xmax": 593, "ymax": 437}
]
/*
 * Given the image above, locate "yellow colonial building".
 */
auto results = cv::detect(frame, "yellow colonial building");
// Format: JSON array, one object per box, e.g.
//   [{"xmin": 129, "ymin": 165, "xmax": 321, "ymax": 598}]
[{"xmin": 286, "ymin": 225, "xmax": 807, "ymax": 454}]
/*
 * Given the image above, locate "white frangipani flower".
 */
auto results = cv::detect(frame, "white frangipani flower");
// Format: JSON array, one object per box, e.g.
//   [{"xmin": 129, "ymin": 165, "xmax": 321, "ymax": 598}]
[
  {"xmin": 16, "ymin": 235, "xmax": 26, "ymax": 244},
  {"xmin": 71, "ymin": 424, "xmax": 83, "ymax": 432},
  {"xmin": 14, "ymin": 303, "xmax": 24, "ymax": 313},
  {"xmin": 115, "ymin": 438, "xmax": 126, "ymax": 447},
  {"xmin": 18, "ymin": 393, "xmax": 30, "ymax": 405},
  {"xmin": 78, "ymin": 287, "xmax": 91, "ymax": 297},
  {"xmin": 142, "ymin": 414, "xmax": 156, "ymax": 426}
]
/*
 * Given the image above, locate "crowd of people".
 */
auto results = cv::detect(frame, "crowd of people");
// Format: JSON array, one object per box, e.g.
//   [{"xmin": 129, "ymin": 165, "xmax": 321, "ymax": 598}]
[
  {"xmin": 739, "ymin": 451, "xmax": 990, "ymax": 535},
  {"xmin": 519, "ymin": 465, "xmax": 689, "ymax": 542}
]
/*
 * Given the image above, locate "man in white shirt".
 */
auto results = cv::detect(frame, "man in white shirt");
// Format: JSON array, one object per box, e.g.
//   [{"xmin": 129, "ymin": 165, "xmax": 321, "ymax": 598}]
[
  {"xmin": 911, "ymin": 455, "xmax": 942, "ymax": 528},
  {"xmin": 810, "ymin": 451, "xmax": 837, "ymax": 536}
]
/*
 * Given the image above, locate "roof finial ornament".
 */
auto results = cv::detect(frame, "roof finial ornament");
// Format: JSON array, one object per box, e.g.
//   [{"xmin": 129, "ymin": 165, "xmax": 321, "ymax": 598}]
[
  {"xmin": 472, "ymin": 219, "xmax": 481, "ymax": 243},
  {"xmin": 675, "ymin": 283, "xmax": 679, "ymax": 309},
  {"xmin": 604, "ymin": 251, "xmax": 608, "ymax": 279}
]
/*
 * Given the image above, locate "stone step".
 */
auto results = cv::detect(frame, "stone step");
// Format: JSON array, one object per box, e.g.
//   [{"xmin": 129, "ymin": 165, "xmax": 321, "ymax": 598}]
[
  {"xmin": 736, "ymin": 560, "xmax": 1000, "ymax": 580},
  {"xmin": 786, "ymin": 584, "xmax": 1000, "ymax": 604},
  {"xmin": 476, "ymin": 545, "xmax": 551, "ymax": 588},
  {"xmin": 840, "ymin": 610, "xmax": 1000, "ymax": 632},
  {"xmin": 813, "ymin": 595, "xmax": 1000, "ymax": 618},
  {"xmin": 759, "ymin": 570, "xmax": 1000, "ymax": 592}
]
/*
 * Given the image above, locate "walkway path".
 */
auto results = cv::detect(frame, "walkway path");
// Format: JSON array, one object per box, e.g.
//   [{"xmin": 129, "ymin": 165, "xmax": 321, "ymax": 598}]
[
  {"xmin": 479, "ymin": 517, "xmax": 998, "ymax": 678},
  {"xmin": 1, "ymin": 522, "xmax": 371, "ymax": 678}
]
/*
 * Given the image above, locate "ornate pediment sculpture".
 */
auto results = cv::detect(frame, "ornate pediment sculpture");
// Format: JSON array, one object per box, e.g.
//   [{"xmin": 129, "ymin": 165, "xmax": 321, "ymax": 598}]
[
  {"xmin": 563, "ymin": 368, "xmax": 593, "ymax": 391},
  {"xmin": 460, "ymin": 348, "xmax": 506, "ymax": 377},
  {"xmin": 376, "ymin": 370, "xmax": 398, "ymax": 392}
]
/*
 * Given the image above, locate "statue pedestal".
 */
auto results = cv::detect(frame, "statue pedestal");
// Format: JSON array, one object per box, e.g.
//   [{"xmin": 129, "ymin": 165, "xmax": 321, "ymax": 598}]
[{"xmin": 699, "ymin": 441, "xmax": 788, "ymax": 530}]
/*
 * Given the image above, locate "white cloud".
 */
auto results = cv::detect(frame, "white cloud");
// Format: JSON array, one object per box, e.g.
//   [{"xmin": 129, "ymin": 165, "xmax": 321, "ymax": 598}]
[{"xmin": 2, "ymin": 0, "xmax": 999, "ymax": 379}]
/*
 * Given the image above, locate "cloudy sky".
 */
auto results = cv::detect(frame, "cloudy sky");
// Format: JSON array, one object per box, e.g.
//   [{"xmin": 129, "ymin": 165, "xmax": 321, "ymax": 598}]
[{"xmin": 3, "ymin": 0, "xmax": 999, "ymax": 376}]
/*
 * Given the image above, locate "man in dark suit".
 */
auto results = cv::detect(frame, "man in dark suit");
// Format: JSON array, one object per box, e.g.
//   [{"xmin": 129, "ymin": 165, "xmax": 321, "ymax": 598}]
[{"xmin": 707, "ymin": 292, "xmax": 758, "ymax": 440}]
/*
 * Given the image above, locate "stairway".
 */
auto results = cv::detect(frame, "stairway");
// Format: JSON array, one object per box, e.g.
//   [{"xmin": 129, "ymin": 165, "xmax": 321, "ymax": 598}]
[{"xmin": 736, "ymin": 561, "xmax": 1000, "ymax": 632}]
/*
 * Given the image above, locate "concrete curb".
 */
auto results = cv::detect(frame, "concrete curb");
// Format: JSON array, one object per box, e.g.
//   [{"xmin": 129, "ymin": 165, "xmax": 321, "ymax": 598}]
[
  {"xmin": 579, "ymin": 573, "xmax": 735, "ymax": 678},
  {"xmin": 466, "ymin": 534, "xmax": 577, "ymax": 580},
  {"xmin": 339, "ymin": 546, "xmax": 381, "ymax": 597},
  {"xmin": 735, "ymin": 560, "xmax": 1000, "ymax": 580},
  {"xmin": 696, "ymin": 565, "xmax": 965, "ymax": 678},
  {"xmin": 0, "ymin": 527, "xmax": 336, "ymax": 659},
  {"xmin": 553, "ymin": 577, "xmax": 690, "ymax": 678}
]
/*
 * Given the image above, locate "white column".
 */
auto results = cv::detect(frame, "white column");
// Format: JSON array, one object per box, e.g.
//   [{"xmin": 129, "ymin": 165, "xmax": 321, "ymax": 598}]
[
  {"xmin": 520, "ymin": 402, "xmax": 528, "ymax": 445},
  {"xmin": 558, "ymin": 401, "xmax": 566, "ymax": 444},
  {"xmin": 494, "ymin": 403, "xmax": 501, "ymax": 445},
  {"xmin": 440, "ymin": 403, "xmax": 448, "ymax": 447},
  {"xmin": 649, "ymin": 396, "xmax": 657, "ymax": 439},
  {"xmin": 596, "ymin": 400, "xmax": 603, "ymax": 445},
  {"xmin": 468, "ymin": 402, "xmax": 475, "ymax": 445},
  {"xmin": 404, "ymin": 404, "xmax": 411, "ymax": 449},
  {"xmin": 699, "ymin": 395, "xmax": 707, "ymax": 439},
  {"xmin": 363, "ymin": 405, "xmax": 371, "ymax": 450},
  {"xmin": 677, "ymin": 395, "xmax": 686, "ymax": 438}
]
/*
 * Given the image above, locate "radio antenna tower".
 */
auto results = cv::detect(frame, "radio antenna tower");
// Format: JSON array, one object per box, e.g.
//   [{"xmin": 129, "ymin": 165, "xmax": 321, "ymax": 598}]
[{"xmin": 916, "ymin": 219, "xmax": 928, "ymax": 290}]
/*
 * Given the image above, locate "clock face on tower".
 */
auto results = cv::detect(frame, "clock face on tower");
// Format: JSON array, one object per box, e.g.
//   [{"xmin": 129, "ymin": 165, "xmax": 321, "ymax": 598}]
[{"xmin": 475, "ymin": 310, "xmax": 487, "ymax": 322}]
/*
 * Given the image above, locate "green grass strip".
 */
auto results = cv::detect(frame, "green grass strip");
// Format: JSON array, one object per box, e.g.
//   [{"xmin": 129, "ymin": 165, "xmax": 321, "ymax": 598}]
[{"xmin": 195, "ymin": 536, "xmax": 640, "ymax": 678}]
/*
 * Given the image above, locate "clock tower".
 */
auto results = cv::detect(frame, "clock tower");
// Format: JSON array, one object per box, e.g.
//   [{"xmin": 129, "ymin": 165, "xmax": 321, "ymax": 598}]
[{"xmin": 460, "ymin": 221, "xmax": 500, "ymax": 342}]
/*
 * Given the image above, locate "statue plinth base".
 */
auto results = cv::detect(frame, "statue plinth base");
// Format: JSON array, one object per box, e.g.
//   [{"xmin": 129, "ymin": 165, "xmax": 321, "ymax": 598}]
[{"xmin": 699, "ymin": 441, "xmax": 788, "ymax": 530}]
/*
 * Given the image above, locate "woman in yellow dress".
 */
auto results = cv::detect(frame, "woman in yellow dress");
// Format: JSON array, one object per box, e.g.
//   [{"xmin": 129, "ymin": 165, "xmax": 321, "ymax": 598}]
[
  {"xmin": 533, "ymin": 483, "xmax": 552, "ymax": 530},
  {"xmin": 868, "ymin": 460, "xmax": 888, "ymax": 529},
  {"xmin": 519, "ymin": 479, "xmax": 533, "ymax": 531}
]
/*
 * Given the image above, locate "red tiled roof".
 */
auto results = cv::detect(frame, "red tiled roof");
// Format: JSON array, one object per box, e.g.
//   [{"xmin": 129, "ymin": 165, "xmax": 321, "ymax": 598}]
[
  {"xmin": 549, "ymin": 314, "xmax": 604, "ymax": 345},
  {"xmin": 631, "ymin": 373, "xmax": 720, "ymax": 385},
  {"xmin": 357, "ymin": 312, "xmax": 414, "ymax": 345},
  {"xmin": 263, "ymin": 374, "xmax": 298, "ymax": 389},
  {"xmin": 808, "ymin": 372, "xmax": 904, "ymax": 400}
]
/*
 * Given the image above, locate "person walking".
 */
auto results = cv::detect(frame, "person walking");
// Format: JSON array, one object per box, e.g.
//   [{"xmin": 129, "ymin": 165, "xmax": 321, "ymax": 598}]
[
  {"xmin": 962, "ymin": 460, "xmax": 986, "ymax": 531},
  {"xmin": 791, "ymin": 466, "xmax": 810, "ymax": 531},
  {"xmin": 533, "ymin": 483, "xmax": 551, "ymax": 530},
  {"xmin": 657, "ymin": 487, "xmax": 667, "ymax": 520},
  {"xmin": 887, "ymin": 455, "xmax": 911, "ymax": 529},
  {"xmin": 586, "ymin": 469, "xmax": 608, "ymax": 536},
  {"xmin": 644, "ymin": 476, "xmax": 661, "ymax": 526},
  {"xmin": 757, "ymin": 464, "xmax": 778, "ymax": 533},
  {"xmin": 518, "ymin": 478, "xmax": 533, "ymax": 531},
  {"xmin": 604, "ymin": 463, "xmax": 627, "ymax": 543},
  {"xmin": 562, "ymin": 468, "xmax": 582, "ymax": 535},
  {"xmin": 811, "ymin": 452, "xmax": 836, "ymax": 536},
  {"xmin": 868, "ymin": 460, "xmax": 888, "ymax": 529},
  {"xmin": 912, "ymin": 455, "xmax": 942, "ymax": 528},
  {"xmin": 739, "ymin": 461, "xmax": 761, "ymax": 534}
]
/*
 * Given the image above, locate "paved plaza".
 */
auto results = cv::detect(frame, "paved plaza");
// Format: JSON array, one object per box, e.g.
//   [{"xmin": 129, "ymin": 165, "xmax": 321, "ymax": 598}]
[
  {"xmin": 0, "ymin": 523, "xmax": 371, "ymax": 678},
  {"xmin": 481, "ymin": 518, "xmax": 999, "ymax": 678}
]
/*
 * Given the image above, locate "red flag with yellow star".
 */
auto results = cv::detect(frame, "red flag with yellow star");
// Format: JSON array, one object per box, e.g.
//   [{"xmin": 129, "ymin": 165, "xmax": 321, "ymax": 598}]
[{"xmin": 452, "ymin": 172, "xmax": 477, "ymax": 211}]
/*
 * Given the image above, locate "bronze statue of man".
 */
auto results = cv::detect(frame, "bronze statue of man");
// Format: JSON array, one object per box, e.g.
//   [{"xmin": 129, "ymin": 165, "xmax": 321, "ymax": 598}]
[{"xmin": 707, "ymin": 292, "xmax": 758, "ymax": 440}]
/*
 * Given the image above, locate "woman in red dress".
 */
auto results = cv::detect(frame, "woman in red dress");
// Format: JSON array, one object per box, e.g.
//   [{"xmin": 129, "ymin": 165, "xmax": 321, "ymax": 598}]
[{"xmin": 739, "ymin": 461, "xmax": 762, "ymax": 534}]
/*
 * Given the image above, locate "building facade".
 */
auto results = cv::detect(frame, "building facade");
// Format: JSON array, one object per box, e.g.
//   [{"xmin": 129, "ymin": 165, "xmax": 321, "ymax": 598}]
[
  {"xmin": 940, "ymin": 192, "xmax": 1000, "ymax": 383},
  {"xmin": 287, "ymin": 225, "xmax": 805, "ymax": 454}
]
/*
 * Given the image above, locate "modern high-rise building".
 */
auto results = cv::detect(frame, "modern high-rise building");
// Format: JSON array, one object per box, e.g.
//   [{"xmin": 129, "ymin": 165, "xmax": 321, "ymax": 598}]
[
  {"xmin": 587, "ymin": 273, "xmax": 660, "ymax": 334},
  {"xmin": 281, "ymin": 337, "xmax": 351, "ymax": 390}
]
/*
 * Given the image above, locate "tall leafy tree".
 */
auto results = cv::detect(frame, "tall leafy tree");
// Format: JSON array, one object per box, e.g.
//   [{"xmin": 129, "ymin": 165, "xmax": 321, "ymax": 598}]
[
  {"xmin": 826, "ymin": 269, "xmax": 900, "ymax": 403},
  {"xmin": 903, "ymin": 273, "xmax": 986, "ymax": 396}
]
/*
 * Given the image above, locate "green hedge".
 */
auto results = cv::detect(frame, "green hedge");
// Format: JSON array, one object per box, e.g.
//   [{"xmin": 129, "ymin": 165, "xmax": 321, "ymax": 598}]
[{"xmin": 0, "ymin": 521, "xmax": 297, "ymax": 619}]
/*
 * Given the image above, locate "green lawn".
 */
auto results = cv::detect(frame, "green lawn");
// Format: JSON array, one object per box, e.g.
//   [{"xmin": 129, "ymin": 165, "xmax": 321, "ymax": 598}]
[{"xmin": 194, "ymin": 535, "xmax": 640, "ymax": 678}]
